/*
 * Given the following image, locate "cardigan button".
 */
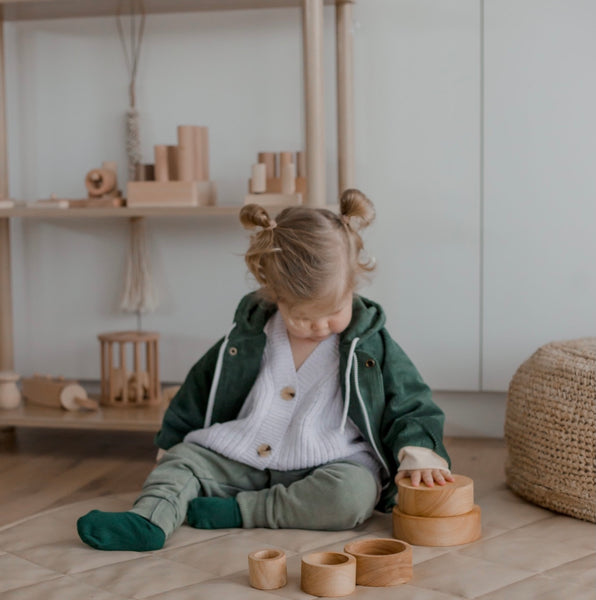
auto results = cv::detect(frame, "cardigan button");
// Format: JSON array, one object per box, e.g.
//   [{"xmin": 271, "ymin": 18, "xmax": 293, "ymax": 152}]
[
  {"xmin": 280, "ymin": 386, "xmax": 296, "ymax": 400},
  {"xmin": 228, "ymin": 347, "xmax": 238, "ymax": 356},
  {"xmin": 365, "ymin": 358, "xmax": 375, "ymax": 368},
  {"xmin": 257, "ymin": 443, "xmax": 272, "ymax": 457}
]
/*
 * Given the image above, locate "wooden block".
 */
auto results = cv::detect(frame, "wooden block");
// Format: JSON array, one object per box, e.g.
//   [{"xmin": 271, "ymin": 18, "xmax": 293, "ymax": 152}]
[
  {"xmin": 248, "ymin": 548, "xmax": 287, "ymax": 590},
  {"xmin": 166, "ymin": 146, "xmax": 179, "ymax": 181},
  {"xmin": 193, "ymin": 126, "xmax": 209, "ymax": 181},
  {"xmin": 301, "ymin": 552, "xmax": 356, "ymax": 597},
  {"xmin": 281, "ymin": 162, "xmax": 296, "ymax": 194},
  {"xmin": 251, "ymin": 163, "xmax": 267, "ymax": 193},
  {"xmin": 247, "ymin": 177, "xmax": 307, "ymax": 196},
  {"xmin": 154, "ymin": 145, "xmax": 169, "ymax": 182},
  {"xmin": 127, "ymin": 181, "xmax": 198, "ymax": 207},
  {"xmin": 196, "ymin": 181, "xmax": 217, "ymax": 206},
  {"xmin": 296, "ymin": 151, "xmax": 306, "ymax": 177},
  {"xmin": 258, "ymin": 152, "xmax": 277, "ymax": 178},
  {"xmin": 21, "ymin": 375, "xmax": 94, "ymax": 411},
  {"xmin": 279, "ymin": 151, "xmax": 294, "ymax": 170},
  {"xmin": 244, "ymin": 193, "xmax": 302, "ymax": 207},
  {"xmin": 392, "ymin": 505, "xmax": 482, "ymax": 547},
  {"xmin": 68, "ymin": 197, "xmax": 124, "ymax": 209},
  {"xmin": 398, "ymin": 474, "xmax": 475, "ymax": 517},
  {"xmin": 344, "ymin": 538, "xmax": 412, "ymax": 587},
  {"xmin": 134, "ymin": 163, "xmax": 155, "ymax": 182},
  {"xmin": 177, "ymin": 125, "xmax": 195, "ymax": 181}
]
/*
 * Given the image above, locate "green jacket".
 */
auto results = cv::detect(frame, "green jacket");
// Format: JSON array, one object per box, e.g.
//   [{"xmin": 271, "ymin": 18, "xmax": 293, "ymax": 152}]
[{"xmin": 155, "ymin": 292, "xmax": 450, "ymax": 512}]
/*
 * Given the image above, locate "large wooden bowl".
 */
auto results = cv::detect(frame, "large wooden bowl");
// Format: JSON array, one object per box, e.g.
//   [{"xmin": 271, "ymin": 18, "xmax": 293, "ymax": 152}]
[{"xmin": 344, "ymin": 538, "xmax": 412, "ymax": 586}]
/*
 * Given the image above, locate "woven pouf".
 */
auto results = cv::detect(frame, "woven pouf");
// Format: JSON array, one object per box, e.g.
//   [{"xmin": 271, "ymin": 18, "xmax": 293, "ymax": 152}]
[{"xmin": 505, "ymin": 338, "xmax": 596, "ymax": 523}]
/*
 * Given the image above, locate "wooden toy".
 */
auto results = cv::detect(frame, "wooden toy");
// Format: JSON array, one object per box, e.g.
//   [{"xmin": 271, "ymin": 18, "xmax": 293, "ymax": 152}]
[
  {"xmin": 193, "ymin": 126, "xmax": 209, "ymax": 181},
  {"xmin": 97, "ymin": 331, "xmax": 161, "ymax": 407},
  {"xmin": 21, "ymin": 375, "xmax": 98, "ymax": 411},
  {"xmin": 154, "ymin": 145, "xmax": 169, "ymax": 182},
  {"xmin": 258, "ymin": 152, "xmax": 277, "ymax": 179},
  {"xmin": 343, "ymin": 538, "xmax": 412, "ymax": 586},
  {"xmin": 296, "ymin": 151, "xmax": 306, "ymax": 177},
  {"xmin": 244, "ymin": 193, "xmax": 302, "ymax": 207},
  {"xmin": 127, "ymin": 181, "xmax": 216, "ymax": 207},
  {"xmin": 398, "ymin": 474, "xmax": 475, "ymax": 517},
  {"xmin": 392, "ymin": 505, "xmax": 482, "ymax": 547},
  {"xmin": 248, "ymin": 548, "xmax": 287, "ymax": 590},
  {"xmin": 281, "ymin": 162, "xmax": 296, "ymax": 194},
  {"xmin": 250, "ymin": 164, "xmax": 267, "ymax": 193},
  {"xmin": 85, "ymin": 168, "xmax": 117, "ymax": 197},
  {"xmin": 0, "ymin": 371, "xmax": 21, "ymax": 409},
  {"xmin": 167, "ymin": 145, "xmax": 179, "ymax": 180},
  {"xmin": 177, "ymin": 125, "xmax": 195, "ymax": 182},
  {"xmin": 134, "ymin": 163, "xmax": 156, "ymax": 182},
  {"xmin": 279, "ymin": 151, "xmax": 294, "ymax": 171},
  {"xmin": 300, "ymin": 551, "xmax": 356, "ymax": 597}
]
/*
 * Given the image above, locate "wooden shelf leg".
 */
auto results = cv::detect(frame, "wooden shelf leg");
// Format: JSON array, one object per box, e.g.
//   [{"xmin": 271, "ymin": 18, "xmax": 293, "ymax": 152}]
[
  {"xmin": 302, "ymin": 0, "xmax": 326, "ymax": 207},
  {"xmin": 336, "ymin": 0, "xmax": 355, "ymax": 193}
]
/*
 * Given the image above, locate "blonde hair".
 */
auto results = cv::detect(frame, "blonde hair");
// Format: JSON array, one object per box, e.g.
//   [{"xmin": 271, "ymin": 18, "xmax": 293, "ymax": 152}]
[{"xmin": 239, "ymin": 189, "xmax": 375, "ymax": 307}]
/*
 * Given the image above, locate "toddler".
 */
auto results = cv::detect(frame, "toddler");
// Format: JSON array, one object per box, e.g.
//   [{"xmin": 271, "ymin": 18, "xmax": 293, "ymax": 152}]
[{"xmin": 78, "ymin": 189, "xmax": 452, "ymax": 551}]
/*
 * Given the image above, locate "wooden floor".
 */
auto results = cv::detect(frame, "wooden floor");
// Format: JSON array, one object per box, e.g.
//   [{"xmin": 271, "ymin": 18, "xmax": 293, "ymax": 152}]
[{"xmin": 0, "ymin": 427, "xmax": 506, "ymax": 527}]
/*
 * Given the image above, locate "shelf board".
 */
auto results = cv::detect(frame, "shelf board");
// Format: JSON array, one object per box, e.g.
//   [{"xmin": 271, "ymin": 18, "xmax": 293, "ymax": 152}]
[
  {"xmin": 0, "ymin": 400, "xmax": 164, "ymax": 431},
  {"xmin": 0, "ymin": 205, "xmax": 243, "ymax": 218},
  {"xmin": 0, "ymin": 0, "xmax": 349, "ymax": 21}
]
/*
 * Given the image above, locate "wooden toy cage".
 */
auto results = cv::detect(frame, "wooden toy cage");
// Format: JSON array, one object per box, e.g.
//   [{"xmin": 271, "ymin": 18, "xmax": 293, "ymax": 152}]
[{"xmin": 98, "ymin": 331, "xmax": 160, "ymax": 407}]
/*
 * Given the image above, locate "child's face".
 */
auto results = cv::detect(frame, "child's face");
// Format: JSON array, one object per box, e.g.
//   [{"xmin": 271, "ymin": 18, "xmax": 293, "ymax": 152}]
[{"xmin": 277, "ymin": 294, "xmax": 353, "ymax": 343}]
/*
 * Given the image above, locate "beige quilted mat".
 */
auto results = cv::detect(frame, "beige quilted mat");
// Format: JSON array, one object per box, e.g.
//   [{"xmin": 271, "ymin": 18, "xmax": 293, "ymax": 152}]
[{"xmin": 1, "ymin": 482, "xmax": 595, "ymax": 599}]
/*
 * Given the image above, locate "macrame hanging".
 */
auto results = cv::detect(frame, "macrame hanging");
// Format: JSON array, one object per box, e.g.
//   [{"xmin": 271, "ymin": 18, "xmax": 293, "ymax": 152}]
[
  {"xmin": 120, "ymin": 217, "xmax": 158, "ymax": 316},
  {"xmin": 117, "ymin": 0, "xmax": 145, "ymax": 181},
  {"xmin": 116, "ymin": 1, "xmax": 158, "ymax": 320}
]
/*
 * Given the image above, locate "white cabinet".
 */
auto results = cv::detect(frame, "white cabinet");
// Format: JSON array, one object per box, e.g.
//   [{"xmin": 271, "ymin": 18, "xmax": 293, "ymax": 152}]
[{"xmin": 483, "ymin": 0, "xmax": 596, "ymax": 390}]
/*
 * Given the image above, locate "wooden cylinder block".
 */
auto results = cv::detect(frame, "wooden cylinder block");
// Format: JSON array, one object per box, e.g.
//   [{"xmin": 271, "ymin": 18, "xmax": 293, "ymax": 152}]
[
  {"xmin": 251, "ymin": 163, "xmax": 267, "ymax": 193},
  {"xmin": 398, "ymin": 474, "xmax": 474, "ymax": 517},
  {"xmin": 177, "ymin": 125, "xmax": 195, "ymax": 181},
  {"xmin": 279, "ymin": 151, "xmax": 294, "ymax": 170},
  {"xmin": 154, "ymin": 145, "xmax": 169, "ymax": 182},
  {"xmin": 393, "ymin": 505, "xmax": 482, "ymax": 547},
  {"xmin": 248, "ymin": 548, "xmax": 287, "ymax": 590},
  {"xmin": 281, "ymin": 162, "xmax": 296, "ymax": 194},
  {"xmin": 258, "ymin": 152, "xmax": 277, "ymax": 179},
  {"xmin": 344, "ymin": 538, "xmax": 412, "ymax": 586},
  {"xmin": 301, "ymin": 551, "xmax": 356, "ymax": 597}
]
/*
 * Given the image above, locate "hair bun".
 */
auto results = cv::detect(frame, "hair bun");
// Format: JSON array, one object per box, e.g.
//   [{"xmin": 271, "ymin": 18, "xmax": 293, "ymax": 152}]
[
  {"xmin": 240, "ymin": 203, "xmax": 275, "ymax": 230},
  {"xmin": 339, "ymin": 189, "xmax": 375, "ymax": 232}
]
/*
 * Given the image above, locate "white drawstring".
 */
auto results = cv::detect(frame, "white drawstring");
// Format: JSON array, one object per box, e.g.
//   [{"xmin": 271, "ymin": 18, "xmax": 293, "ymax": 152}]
[
  {"xmin": 340, "ymin": 336, "xmax": 390, "ymax": 476},
  {"xmin": 340, "ymin": 337, "xmax": 359, "ymax": 432},
  {"xmin": 204, "ymin": 323, "xmax": 236, "ymax": 428}
]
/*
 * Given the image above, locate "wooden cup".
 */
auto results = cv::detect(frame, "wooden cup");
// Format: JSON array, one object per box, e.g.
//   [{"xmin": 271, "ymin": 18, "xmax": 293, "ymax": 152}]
[
  {"xmin": 393, "ymin": 504, "xmax": 482, "ymax": 547},
  {"xmin": 398, "ymin": 474, "xmax": 475, "ymax": 517},
  {"xmin": 248, "ymin": 548, "xmax": 287, "ymax": 590},
  {"xmin": 301, "ymin": 551, "xmax": 356, "ymax": 597},
  {"xmin": 343, "ymin": 538, "xmax": 412, "ymax": 586}
]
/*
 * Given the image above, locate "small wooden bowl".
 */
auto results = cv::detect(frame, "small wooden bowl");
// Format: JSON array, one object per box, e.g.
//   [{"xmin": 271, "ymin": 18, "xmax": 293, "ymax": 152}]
[
  {"xmin": 398, "ymin": 474, "xmax": 474, "ymax": 517},
  {"xmin": 248, "ymin": 548, "xmax": 287, "ymax": 590},
  {"xmin": 301, "ymin": 551, "xmax": 356, "ymax": 597},
  {"xmin": 344, "ymin": 538, "xmax": 412, "ymax": 586},
  {"xmin": 393, "ymin": 504, "xmax": 482, "ymax": 547}
]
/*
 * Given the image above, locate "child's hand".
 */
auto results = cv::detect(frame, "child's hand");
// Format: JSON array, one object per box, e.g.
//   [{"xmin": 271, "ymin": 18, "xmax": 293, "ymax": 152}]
[{"xmin": 395, "ymin": 469, "xmax": 454, "ymax": 488}]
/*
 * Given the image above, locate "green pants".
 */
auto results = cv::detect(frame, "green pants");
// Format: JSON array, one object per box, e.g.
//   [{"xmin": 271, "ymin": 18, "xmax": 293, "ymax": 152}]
[{"xmin": 131, "ymin": 443, "xmax": 378, "ymax": 537}]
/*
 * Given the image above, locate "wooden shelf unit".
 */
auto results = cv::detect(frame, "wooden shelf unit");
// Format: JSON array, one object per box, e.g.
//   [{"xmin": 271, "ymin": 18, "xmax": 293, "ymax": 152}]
[{"xmin": 0, "ymin": 0, "xmax": 357, "ymax": 428}]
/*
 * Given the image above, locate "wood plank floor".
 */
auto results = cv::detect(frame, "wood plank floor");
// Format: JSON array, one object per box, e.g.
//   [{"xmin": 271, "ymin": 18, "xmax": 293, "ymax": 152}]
[{"xmin": 0, "ymin": 427, "xmax": 506, "ymax": 527}]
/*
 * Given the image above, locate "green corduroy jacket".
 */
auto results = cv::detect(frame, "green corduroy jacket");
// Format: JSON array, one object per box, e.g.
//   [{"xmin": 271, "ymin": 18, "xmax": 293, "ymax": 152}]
[{"xmin": 155, "ymin": 292, "xmax": 450, "ymax": 512}]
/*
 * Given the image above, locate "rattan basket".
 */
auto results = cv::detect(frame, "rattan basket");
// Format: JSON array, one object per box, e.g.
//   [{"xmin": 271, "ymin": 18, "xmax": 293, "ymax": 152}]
[{"xmin": 505, "ymin": 338, "xmax": 596, "ymax": 523}]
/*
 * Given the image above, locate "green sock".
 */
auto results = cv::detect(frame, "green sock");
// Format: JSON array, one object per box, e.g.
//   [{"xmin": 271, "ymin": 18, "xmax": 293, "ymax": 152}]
[
  {"xmin": 77, "ymin": 510, "xmax": 166, "ymax": 551},
  {"xmin": 187, "ymin": 496, "xmax": 242, "ymax": 529}
]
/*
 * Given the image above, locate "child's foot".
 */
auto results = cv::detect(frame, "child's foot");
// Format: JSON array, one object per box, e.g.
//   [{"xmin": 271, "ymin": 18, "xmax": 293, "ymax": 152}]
[
  {"xmin": 77, "ymin": 510, "xmax": 166, "ymax": 551},
  {"xmin": 187, "ymin": 497, "xmax": 242, "ymax": 529}
]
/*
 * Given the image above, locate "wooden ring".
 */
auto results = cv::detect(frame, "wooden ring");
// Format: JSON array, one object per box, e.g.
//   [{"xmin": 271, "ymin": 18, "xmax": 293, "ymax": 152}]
[
  {"xmin": 248, "ymin": 548, "xmax": 287, "ymax": 590},
  {"xmin": 85, "ymin": 168, "xmax": 117, "ymax": 197},
  {"xmin": 344, "ymin": 538, "xmax": 412, "ymax": 586},
  {"xmin": 397, "ymin": 473, "xmax": 474, "ymax": 517},
  {"xmin": 300, "ymin": 551, "xmax": 356, "ymax": 597},
  {"xmin": 393, "ymin": 504, "xmax": 482, "ymax": 547}
]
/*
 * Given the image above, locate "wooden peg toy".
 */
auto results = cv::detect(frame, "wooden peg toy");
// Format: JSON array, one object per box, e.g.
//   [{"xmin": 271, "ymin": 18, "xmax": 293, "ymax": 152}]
[
  {"xmin": 250, "ymin": 163, "xmax": 267, "ymax": 193},
  {"xmin": 281, "ymin": 162, "xmax": 296, "ymax": 194},
  {"xmin": 258, "ymin": 152, "xmax": 277, "ymax": 179},
  {"xmin": 398, "ymin": 474, "xmax": 475, "ymax": 517},
  {"xmin": 0, "ymin": 371, "xmax": 21, "ymax": 409},
  {"xmin": 248, "ymin": 548, "xmax": 287, "ymax": 590},
  {"xmin": 393, "ymin": 473, "xmax": 482, "ymax": 546},
  {"xmin": 343, "ymin": 538, "xmax": 412, "ymax": 587},
  {"xmin": 300, "ymin": 551, "xmax": 356, "ymax": 597},
  {"xmin": 21, "ymin": 375, "xmax": 98, "ymax": 411}
]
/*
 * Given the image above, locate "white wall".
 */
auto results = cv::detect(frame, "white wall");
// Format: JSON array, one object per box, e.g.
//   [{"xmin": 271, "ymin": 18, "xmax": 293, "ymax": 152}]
[{"xmin": 4, "ymin": 1, "xmax": 595, "ymax": 435}]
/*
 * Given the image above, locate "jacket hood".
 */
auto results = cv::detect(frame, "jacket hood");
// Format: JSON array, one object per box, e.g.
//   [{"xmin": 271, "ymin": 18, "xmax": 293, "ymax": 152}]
[{"xmin": 231, "ymin": 292, "xmax": 386, "ymax": 343}]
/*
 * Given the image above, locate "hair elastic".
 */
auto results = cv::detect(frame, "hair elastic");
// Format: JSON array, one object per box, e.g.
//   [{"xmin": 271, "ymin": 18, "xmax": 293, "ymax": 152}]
[{"xmin": 265, "ymin": 219, "xmax": 277, "ymax": 231}]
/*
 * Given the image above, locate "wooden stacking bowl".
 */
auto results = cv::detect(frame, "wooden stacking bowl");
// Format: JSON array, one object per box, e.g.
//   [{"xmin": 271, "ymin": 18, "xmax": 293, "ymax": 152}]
[
  {"xmin": 248, "ymin": 548, "xmax": 286, "ymax": 590},
  {"xmin": 300, "ymin": 551, "xmax": 356, "ymax": 597},
  {"xmin": 398, "ymin": 474, "xmax": 474, "ymax": 517},
  {"xmin": 393, "ymin": 504, "xmax": 482, "ymax": 547},
  {"xmin": 343, "ymin": 538, "xmax": 412, "ymax": 586}
]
